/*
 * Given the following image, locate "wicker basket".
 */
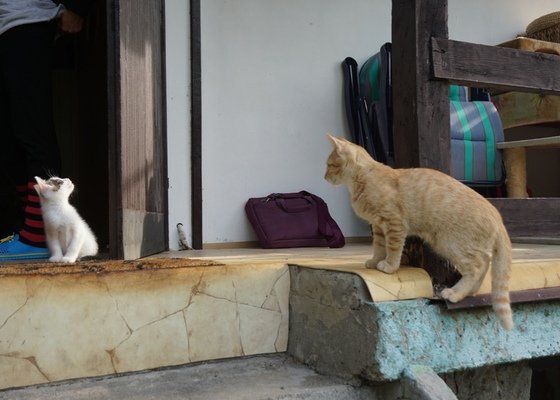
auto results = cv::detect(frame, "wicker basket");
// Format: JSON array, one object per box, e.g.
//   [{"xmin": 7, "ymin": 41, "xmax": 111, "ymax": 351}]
[{"xmin": 526, "ymin": 11, "xmax": 560, "ymax": 43}]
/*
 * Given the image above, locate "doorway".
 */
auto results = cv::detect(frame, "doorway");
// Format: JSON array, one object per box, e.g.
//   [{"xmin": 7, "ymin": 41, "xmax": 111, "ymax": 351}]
[{"xmin": 52, "ymin": 0, "xmax": 168, "ymax": 259}]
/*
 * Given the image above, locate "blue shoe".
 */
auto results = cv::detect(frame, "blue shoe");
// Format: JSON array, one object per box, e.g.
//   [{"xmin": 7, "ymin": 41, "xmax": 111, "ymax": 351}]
[{"xmin": 0, "ymin": 234, "xmax": 49, "ymax": 262}]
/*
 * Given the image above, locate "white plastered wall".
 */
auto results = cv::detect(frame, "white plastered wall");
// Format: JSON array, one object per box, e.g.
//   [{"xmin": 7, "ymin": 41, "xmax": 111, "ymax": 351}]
[
  {"xmin": 165, "ymin": 0, "xmax": 192, "ymax": 250},
  {"xmin": 166, "ymin": 0, "xmax": 559, "ymax": 248}
]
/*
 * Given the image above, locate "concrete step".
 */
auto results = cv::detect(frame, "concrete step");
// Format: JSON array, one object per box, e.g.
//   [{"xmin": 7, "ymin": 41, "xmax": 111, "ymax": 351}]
[
  {"xmin": 2, "ymin": 244, "xmax": 559, "ymax": 394},
  {"xmin": 288, "ymin": 265, "xmax": 559, "ymax": 382},
  {"xmin": 0, "ymin": 354, "xmax": 376, "ymax": 400}
]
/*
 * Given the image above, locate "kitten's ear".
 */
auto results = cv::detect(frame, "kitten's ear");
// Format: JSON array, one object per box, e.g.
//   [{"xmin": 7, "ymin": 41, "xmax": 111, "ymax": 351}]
[{"xmin": 33, "ymin": 177, "xmax": 46, "ymax": 195}]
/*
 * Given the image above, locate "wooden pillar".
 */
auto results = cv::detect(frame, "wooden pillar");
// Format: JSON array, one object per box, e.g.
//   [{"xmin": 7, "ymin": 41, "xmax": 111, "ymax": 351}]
[
  {"xmin": 392, "ymin": 0, "xmax": 450, "ymax": 172},
  {"xmin": 392, "ymin": 0, "xmax": 454, "ymax": 278},
  {"xmin": 191, "ymin": 0, "xmax": 203, "ymax": 249}
]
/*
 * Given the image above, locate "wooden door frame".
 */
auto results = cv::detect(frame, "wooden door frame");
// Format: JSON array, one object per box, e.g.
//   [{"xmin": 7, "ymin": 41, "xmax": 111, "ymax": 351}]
[
  {"xmin": 105, "ymin": 0, "xmax": 169, "ymax": 259},
  {"xmin": 107, "ymin": 0, "xmax": 121, "ymax": 259}
]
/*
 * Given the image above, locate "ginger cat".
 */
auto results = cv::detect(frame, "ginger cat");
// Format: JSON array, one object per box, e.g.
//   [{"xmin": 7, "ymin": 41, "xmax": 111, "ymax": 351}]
[{"xmin": 325, "ymin": 135, "xmax": 513, "ymax": 330}]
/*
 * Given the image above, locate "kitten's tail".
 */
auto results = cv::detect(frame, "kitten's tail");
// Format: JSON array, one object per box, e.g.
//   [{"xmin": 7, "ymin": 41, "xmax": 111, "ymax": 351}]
[{"xmin": 491, "ymin": 225, "xmax": 513, "ymax": 330}]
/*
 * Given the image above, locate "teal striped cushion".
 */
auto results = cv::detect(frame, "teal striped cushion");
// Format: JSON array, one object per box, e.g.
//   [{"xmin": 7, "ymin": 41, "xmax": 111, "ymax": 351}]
[
  {"xmin": 450, "ymin": 101, "xmax": 504, "ymax": 185},
  {"xmin": 359, "ymin": 55, "xmax": 467, "ymax": 104},
  {"xmin": 449, "ymin": 85, "xmax": 469, "ymax": 101}
]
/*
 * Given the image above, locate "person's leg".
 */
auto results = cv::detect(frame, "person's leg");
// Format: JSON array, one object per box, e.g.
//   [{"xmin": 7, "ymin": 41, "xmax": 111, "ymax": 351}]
[
  {"xmin": 0, "ymin": 39, "xmax": 25, "ymax": 238},
  {"xmin": 0, "ymin": 21, "xmax": 60, "ymax": 260}
]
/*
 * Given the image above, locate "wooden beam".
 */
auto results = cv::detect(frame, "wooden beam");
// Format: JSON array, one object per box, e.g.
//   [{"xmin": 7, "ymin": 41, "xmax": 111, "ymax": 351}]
[
  {"xmin": 432, "ymin": 37, "xmax": 560, "ymax": 95},
  {"xmin": 392, "ymin": 0, "xmax": 451, "ymax": 171},
  {"xmin": 490, "ymin": 198, "xmax": 560, "ymax": 238},
  {"xmin": 191, "ymin": 0, "xmax": 203, "ymax": 249}
]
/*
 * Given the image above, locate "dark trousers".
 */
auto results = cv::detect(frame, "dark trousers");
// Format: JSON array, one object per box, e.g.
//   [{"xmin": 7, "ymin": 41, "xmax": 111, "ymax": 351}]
[{"xmin": 0, "ymin": 21, "xmax": 61, "ymax": 235}]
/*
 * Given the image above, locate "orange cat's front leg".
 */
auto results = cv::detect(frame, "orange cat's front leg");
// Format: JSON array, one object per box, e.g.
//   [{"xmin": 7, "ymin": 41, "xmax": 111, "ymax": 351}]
[
  {"xmin": 370, "ymin": 220, "xmax": 406, "ymax": 274},
  {"xmin": 365, "ymin": 224, "xmax": 386, "ymax": 269}
]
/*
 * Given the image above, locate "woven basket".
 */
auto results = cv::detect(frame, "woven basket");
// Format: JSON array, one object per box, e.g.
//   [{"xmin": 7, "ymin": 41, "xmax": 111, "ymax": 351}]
[{"xmin": 526, "ymin": 11, "xmax": 560, "ymax": 43}]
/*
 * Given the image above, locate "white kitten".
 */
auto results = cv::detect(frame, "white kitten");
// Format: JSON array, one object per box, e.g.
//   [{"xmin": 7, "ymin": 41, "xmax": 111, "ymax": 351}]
[{"xmin": 34, "ymin": 176, "xmax": 98, "ymax": 263}]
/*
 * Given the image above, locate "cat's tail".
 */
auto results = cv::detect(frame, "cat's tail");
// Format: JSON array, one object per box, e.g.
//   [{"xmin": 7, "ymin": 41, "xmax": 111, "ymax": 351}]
[{"xmin": 491, "ymin": 225, "xmax": 513, "ymax": 330}]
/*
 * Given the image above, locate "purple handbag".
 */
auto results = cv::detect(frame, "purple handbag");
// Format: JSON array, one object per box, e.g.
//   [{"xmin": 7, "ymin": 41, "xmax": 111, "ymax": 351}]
[{"xmin": 245, "ymin": 191, "xmax": 345, "ymax": 249}]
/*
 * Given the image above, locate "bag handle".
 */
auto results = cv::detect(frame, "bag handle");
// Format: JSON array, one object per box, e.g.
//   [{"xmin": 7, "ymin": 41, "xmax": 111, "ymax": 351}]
[
  {"xmin": 275, "ymin": 197, "xmax": 313, "ymax": 213},
  {"xmin": 269, "ymin": 192, "xmax": 314, "ymax": 213}
]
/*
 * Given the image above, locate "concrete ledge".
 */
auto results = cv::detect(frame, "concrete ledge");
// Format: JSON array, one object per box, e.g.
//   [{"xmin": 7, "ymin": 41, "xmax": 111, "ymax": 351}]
[
  {"xmin": 294, "ymin": 259, "xmax": 560, "ymax": 302},
  {"xmin": 288, "ymin": 266, "xmax": 560, "ymax": 382}
]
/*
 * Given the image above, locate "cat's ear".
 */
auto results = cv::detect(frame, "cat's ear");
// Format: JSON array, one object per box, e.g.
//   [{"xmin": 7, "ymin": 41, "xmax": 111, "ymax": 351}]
[{"xmin": 326, "ymin": 134, "xmax": 345, "ymax": 151}]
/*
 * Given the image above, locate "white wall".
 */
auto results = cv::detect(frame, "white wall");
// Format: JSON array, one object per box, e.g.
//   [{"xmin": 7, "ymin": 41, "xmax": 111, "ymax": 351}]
[
  {"xmin": 166, "ymin": 0, "xmax": 559, "ymax": 248},
  {"xmin": 165, "ymin": 0, "xmax": 192, "ymax": 249},
  {"xmin": 200, "ymin": 0, "xmax": 391, "ymax": 245}
]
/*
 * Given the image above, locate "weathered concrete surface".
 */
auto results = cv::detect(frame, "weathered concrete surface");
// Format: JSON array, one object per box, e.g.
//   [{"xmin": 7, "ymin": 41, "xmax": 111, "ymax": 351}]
[
  {"xmin": 288, "ymin": 266, "xmax": 380, "ymax": 379},
  {"xmin": 0, "ymin": 354, "xmax": 377, "ymax": 400},
  {"xmin": 289, "ymin": 266, "xmax": 560, "ymax": 381},
  {"xmin": 0, "ymin": 354, "xmax": 532, "ymax": 400},
  {"xmin": 442, "ymin": 363, "xmax": 531, "ymax": 400},
  {"xmin": 402, "ymin": 365, "xmax": 458, "ymax": 400}
]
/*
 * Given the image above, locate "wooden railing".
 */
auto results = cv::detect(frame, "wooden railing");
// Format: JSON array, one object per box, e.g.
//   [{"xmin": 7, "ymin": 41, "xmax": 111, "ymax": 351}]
[{"xmin": 392, "ymin": 0, "xmax": 560, "ymax": 239}]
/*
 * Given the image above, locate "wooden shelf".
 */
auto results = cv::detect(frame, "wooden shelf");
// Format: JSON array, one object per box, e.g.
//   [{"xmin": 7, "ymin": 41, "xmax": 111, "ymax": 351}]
[{"xmin": 497, "ymin": 135, "xmax": 560, "ymax": 149}]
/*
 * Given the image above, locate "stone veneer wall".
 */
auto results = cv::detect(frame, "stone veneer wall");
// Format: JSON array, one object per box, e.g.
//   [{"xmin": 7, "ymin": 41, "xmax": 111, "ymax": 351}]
[{"xmin": 0, "ymin": 263, "xmax": 289, "ymax": 390}]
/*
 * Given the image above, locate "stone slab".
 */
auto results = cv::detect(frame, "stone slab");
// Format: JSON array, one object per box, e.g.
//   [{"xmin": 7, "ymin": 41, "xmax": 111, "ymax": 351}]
[{"xmin": 288, "ymin": 266, "xmax": 560, "ymax": 382}]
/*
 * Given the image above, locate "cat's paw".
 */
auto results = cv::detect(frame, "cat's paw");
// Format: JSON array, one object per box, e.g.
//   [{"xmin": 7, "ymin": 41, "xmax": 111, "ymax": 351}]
[
  {"xmin": 60, "ymin": 256, "xmax": 77, "ymax": 264},
  {"xmin": 365, "ymin": 256, "xmax": 385, "ymax": 269},
  {"xmin": 440, "ymin": 288, "xmax": 464, "ymax": 303},
  {"xmin": 376, "ymin": 260, "xmax": 399, "ymax": 274},
  {"xmin": 49, "ymin": 255, "xmax": 63, "ymax": 263}
]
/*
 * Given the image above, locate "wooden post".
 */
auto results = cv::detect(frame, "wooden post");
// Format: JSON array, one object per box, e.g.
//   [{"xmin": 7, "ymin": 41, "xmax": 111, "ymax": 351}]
[
  {"xmin": 191, "ymin": 0, "xmax": 203, "ymax": 249},
  {"xmin": 392, "ymin": 0, "xmax": 450, "ymax": 172},
  {"xmin": 392, "ymin": 0, "xmax": 454, "ymax": 279}
]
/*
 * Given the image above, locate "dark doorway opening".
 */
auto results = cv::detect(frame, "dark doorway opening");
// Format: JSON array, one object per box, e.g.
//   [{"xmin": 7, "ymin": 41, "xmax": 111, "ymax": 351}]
[{"xmin": 52, "ymin": 1, "xmax": 109, "ymax": 254}]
